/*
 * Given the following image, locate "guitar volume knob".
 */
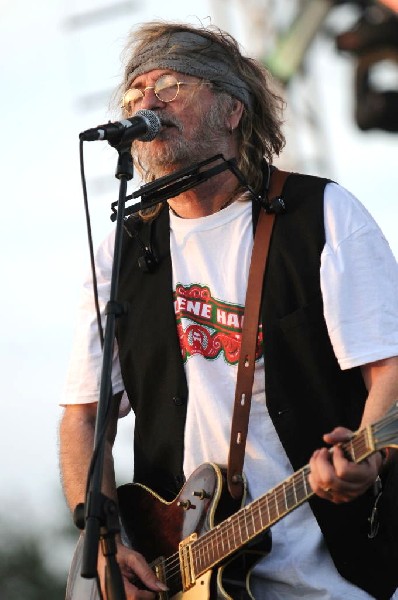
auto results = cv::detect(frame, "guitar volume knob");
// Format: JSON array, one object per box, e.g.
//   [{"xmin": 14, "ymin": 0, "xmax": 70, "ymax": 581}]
[
  {"xmin": 193, "ymin": 489, "xmax": 211, "ymax": 500},
  {"xmin": 177, "ymin": 499, "xmax": 196, "ymax": 510}
]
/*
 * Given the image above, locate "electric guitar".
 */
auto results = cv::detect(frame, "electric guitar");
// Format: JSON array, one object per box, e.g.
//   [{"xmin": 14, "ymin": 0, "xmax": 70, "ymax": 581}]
[{"xmin": 66, "ymin": 403, "xmax": 398, "ymax": 600}]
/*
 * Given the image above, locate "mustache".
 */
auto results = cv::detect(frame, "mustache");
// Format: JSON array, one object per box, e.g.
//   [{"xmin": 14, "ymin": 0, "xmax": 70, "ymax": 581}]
[{"xmin": 157, "ymin": 113, "xmax": 183, "ymax": 131}]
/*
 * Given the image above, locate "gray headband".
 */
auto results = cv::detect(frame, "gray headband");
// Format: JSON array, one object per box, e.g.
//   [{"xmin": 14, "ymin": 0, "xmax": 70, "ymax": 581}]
[{"xmin": 125, "ymin": 31, "xmax": 253, "ymax": 110}]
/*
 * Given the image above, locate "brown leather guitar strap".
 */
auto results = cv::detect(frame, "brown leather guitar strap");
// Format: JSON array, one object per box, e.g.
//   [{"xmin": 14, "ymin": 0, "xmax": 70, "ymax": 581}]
[{"xmin": 227, "ymin": 168, "xmax": 290, "ymax": 499}]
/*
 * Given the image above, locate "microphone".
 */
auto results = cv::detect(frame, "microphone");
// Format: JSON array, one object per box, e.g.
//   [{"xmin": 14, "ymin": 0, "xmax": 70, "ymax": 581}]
[{"xmin": 79, "ymin": 109, "xmax": 161, "ymax": 144}]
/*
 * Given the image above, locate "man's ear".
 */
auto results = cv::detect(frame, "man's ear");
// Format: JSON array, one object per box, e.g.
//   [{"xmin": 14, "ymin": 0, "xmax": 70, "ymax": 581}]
[{"xmin": 228, "ymin": 99, "xmax": 244, "ymax": 131}]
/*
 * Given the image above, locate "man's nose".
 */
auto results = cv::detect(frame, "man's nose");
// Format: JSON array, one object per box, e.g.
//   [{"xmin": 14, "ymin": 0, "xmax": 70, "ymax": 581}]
[{"xmin": 139, "ymin": 88, "xmax": 165, "ymax": 110}]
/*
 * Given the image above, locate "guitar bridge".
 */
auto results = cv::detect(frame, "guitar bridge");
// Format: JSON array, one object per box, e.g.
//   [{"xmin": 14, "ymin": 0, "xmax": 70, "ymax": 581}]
[{"xmin": 179, "ymin": 533, "xmax": 198, "ymax": 591}]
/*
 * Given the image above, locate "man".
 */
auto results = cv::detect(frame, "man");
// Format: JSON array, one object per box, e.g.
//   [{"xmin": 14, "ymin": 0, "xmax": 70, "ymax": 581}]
[{"xmin": 60, "ymin": 21, "xmax": 398, "ymax": 600}]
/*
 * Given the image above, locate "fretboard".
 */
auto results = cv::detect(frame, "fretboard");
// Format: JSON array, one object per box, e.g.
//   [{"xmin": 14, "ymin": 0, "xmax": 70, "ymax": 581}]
[{"xmin": 191, "ymin": 426, "xmax": 373, "ymax": 576}]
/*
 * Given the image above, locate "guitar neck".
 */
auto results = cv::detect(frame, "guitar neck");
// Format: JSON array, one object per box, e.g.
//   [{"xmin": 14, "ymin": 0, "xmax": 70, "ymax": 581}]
[{"xmin": 190, "ymin": 426, "xmax": 375, "ymax": 577}]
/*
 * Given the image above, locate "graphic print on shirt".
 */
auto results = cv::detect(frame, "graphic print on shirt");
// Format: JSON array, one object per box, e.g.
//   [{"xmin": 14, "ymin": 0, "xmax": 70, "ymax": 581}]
[{"xmin": 174, "ymin": 283, "xmax": 263, "ymax": 365}]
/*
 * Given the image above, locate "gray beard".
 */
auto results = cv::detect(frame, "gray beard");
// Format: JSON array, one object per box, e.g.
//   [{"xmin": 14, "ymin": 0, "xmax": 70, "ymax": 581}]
[
  {"xmin": 135, "ymin": 132, "xmax": 229, "ymax": 178},
  {"xmin": 133, "ymin": 97, "xmax": 233, "ymax": 179}
]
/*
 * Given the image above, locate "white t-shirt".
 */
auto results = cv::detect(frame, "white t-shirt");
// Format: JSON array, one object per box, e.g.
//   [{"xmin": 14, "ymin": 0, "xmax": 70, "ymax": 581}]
[{"xmin": 62, "ymin": 183, "xmax": 398, "ymax": 599}]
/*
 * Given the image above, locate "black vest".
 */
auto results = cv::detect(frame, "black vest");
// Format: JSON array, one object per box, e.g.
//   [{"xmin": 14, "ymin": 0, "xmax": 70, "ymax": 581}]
[{"xmin": 115, "ymin": 173, "xmax": 397, "ymax": 599}]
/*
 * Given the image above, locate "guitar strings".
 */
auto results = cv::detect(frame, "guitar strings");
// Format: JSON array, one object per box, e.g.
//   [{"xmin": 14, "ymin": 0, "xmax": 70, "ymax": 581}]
[
  {"xmin": 190, "ymin": 432, "xmax": 371, "ymax": 574},
  {"xmin": 145, "ymin": 429, "xmax": 375, "ymax": 588},
  {"xmin": 373, "ymin": 412, "xmax": 397, "ymax": 446},
  {"xmin": 192, "ymin": 470, "xmax": 311, "ymax": 568}
]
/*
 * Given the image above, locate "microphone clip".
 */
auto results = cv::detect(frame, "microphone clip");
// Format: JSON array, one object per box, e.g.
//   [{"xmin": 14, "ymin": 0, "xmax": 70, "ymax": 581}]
[
  {"xmin": 256, "ymin": 161, "xmax": 287, "ymax": 214},
  {"xmin": 123, "ymin": 219, "xmax": 159, "ymax": 273},
  {"xmin": 264, "ymin": 196, "xmax": 286, "ymax": 214},
  {"xmin": 138, "ymin": 247, "xmax": 158, "ymax": 273}
]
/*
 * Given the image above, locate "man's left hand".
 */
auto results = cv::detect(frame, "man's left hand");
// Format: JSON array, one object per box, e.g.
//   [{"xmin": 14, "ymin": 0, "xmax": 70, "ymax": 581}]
[{"xmin": 308, "ymin": 427, "xmax": 382, "ymax": 503}]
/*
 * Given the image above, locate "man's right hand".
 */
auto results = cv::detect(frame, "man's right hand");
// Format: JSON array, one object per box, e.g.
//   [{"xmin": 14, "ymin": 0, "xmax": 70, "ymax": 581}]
[{"xmin": 98, "ymin": 540, "xmax": 168, "ymax": 600}]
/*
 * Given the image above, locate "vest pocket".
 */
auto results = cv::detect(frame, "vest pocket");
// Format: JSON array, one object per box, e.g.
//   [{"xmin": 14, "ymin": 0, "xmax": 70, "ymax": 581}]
[{"xmin": 279, "ymin": 293, "xmax": 325, "ymax": 334}]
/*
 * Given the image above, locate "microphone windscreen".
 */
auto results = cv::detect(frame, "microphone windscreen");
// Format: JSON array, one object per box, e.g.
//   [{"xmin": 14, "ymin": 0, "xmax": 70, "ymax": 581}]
[{"xmin": 135, "ymin": 109, "xmax": 161, "ymax": 141}]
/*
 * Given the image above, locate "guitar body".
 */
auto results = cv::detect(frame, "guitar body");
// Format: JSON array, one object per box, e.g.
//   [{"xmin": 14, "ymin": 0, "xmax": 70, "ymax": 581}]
[
  {"xmin": 118, "ymin": 463, "xmax": 270, "ymax": 599},
  {"xmin": 66, "ymin": 463, "xmax": 271, "ymax": 599}
]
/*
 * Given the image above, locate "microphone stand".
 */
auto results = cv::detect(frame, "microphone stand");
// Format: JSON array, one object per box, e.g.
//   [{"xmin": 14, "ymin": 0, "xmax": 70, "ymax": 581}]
[
  {"xmin": 76, "ymin": 139, "xmax": 135, "ymax": 600},
  {"xmin": 74, "ymin": 149, "xmax": 273, "ymax": 599}
]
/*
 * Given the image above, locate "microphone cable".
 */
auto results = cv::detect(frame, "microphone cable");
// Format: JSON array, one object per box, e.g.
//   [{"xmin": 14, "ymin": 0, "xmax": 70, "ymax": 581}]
[{"xmin": 77, "ymin": 139, "xmax": 116, "ymax": 530}]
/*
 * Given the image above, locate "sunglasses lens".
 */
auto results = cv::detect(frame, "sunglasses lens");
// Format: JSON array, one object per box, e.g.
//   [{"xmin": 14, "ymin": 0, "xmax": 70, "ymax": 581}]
[{"xmin": 155, "ymin": 75, "xmax": 179, "ymax": 102}]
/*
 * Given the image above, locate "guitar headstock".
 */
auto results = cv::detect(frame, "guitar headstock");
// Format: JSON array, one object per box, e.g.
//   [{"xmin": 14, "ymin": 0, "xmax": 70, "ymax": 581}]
[{"xmin": 371, "ymin": 402, "xmax": 398, "ymax": 451}]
